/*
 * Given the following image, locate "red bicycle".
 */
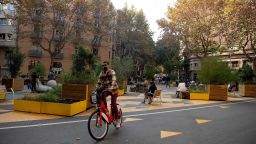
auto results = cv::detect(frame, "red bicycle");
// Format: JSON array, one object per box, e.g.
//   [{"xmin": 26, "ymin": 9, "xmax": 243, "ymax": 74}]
[{"xmin": 88, "ymin": 87, "xmax": 123, "ymax": 141}]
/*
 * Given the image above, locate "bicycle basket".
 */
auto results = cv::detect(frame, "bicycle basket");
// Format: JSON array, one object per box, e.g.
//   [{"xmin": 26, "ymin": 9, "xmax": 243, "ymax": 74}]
[{"xmin": 90, "ymin": 91, "xmax": 97, "ymax": 104}]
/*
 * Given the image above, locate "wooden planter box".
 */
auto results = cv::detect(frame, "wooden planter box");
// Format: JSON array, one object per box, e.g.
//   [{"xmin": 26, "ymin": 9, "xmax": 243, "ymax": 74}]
[
  {"xmin": 239, "ymin": 84, "xmax": 256, "ymax": 97},
  {"xmin": 14, "ymin": 99, "xmax": 86, "ymax": 116},
  {"xmin": 2, "ymin": 78, "xmax": 24, "ymax": 91},
  {"xmin": 208, "ymin": 85, "xmax": 228, "ymax": 101},
  {"xmin": 14, "ymin": 99, "xmax": 41, "ymax": 113},
  {"xmin": 62, "ymin": 83, "xmax": 96, "ymax": 109},
  {"xmin": 190, "ymin": 85, "xmax": 227, "ymax": 101}
]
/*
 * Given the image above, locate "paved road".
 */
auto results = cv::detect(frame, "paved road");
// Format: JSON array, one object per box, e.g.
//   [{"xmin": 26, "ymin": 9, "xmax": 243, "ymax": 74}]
[{"xmin": 0, "ymin": 98, "xmax": 255, "ymax": 144}]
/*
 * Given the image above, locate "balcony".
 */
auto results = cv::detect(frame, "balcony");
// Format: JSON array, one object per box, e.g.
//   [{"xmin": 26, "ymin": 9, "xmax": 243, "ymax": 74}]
[
  {"xmin": 0, "ymin": 25, "xmax": 14, "ymax": 33},
  {"xmin": 28, "ymin": 49, "xmax": 43, "ymax": 58},
  {"xmin": 53, "ymin": 52, "xmax": 64, "ymax": 59},
  {"xmin": 0, "ymin": 40, "xmax": 15, "ymax": 48}
]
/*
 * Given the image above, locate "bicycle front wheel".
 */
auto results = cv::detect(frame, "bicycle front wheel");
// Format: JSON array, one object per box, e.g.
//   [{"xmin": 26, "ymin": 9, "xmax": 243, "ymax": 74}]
[{"xmin": 88, "ymin": 110, "xmax": 109, "ymax": 141}]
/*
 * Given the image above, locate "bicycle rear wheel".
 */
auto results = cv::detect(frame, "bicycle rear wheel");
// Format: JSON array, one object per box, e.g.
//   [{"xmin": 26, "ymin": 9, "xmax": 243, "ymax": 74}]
[{"xmin": 88, "ymin": 110, "xmax": 109, "ymax": 141}]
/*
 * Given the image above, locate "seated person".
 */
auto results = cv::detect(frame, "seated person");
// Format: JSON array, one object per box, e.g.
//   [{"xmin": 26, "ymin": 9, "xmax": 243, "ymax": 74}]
[
  {"xmin": 142, "ymin": 81, "xmax": 157, "ymax": 104},
  {"xmin": 176, "ymin": 82, "xmax": 188, "ymax": 98}
]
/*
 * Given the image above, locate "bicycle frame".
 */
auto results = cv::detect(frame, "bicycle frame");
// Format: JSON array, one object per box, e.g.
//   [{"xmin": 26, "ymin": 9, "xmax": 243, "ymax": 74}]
[{"xmin": 97, "ymin": 100, "xmax": 115, "ymax": 125}]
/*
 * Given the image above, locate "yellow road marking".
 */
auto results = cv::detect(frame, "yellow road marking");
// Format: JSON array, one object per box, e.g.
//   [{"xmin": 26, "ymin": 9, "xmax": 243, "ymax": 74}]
[
  {"xmin": 219, "ymin": 105, "xmax": 230, "ymax": 109},
  {"xmin": 160, "ymin": 131, "xmax": 182, "ymax": 139},
  {"xmin": 196, "ymin": 119, "xmax": 211, "ymax": 124},
  {"xmin": 124, "ymin": 118, "xmax": 143, "ymax": 122}
]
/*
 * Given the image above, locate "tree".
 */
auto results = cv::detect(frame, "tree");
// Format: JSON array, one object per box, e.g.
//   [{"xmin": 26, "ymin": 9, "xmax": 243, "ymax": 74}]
[
  {"xmin": 158, "ymin": 0, "xmax": 227, "ymax": 58},
  {"xmin": 89, "ymin": 0, "xmax": 116, "ymax": 56},
  {"xmin": 155, "ymin": 31, "xmax": 181, "ymax": 75},
  {"xmin": 111, "ymin": 57, "xmax": 133, "ymax": 81},
  {"xmin": 225, "ymin": 0, "xmax": 256, "ymax": 71},
  {"xmin": 115, "ymin": 6, "xmax": 155, "ymax": 76}
]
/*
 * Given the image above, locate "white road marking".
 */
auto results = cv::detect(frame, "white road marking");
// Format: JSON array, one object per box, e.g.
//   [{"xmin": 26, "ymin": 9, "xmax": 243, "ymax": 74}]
[{"xmin": 0, "ymin": 99, "xmax": 255, "ymax": 130}]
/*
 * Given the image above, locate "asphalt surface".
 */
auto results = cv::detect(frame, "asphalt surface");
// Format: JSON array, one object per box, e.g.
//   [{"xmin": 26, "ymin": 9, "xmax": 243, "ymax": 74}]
[{"xmin": 0, "ymin": 98, "xmax": 256, "ymax": 144}]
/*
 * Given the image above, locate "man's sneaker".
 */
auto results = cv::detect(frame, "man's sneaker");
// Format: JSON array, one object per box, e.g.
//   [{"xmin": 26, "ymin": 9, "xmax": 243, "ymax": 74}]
[{"xmin": 116, "ymin": 119, "xmax": 121, "ymax": 128}]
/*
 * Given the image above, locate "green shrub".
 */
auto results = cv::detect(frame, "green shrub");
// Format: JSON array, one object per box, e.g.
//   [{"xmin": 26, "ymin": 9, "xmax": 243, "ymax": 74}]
[
  {"xmin": 63, "ymin": 45, "xmax": 98, "ymax": 84},
  {"xmin": 199, "ymin": 57, "xmax": 233, "ymax": 85},
  {"xmin": 111, "ymin": 57, "xmax": 134, "ymax": 81},
  {"xmin": 22, "ymin": 85, "xmax": 61, "ymax": 102},
  {"xmin": 29, "ymin": 63, "xmax": 46, "ymax": 77},
  {"xmin": 144, "ymin": 65, "xmax": 157, "ymax": 80},
  {"xmin": 240, "ymin": 64, "xmax": 255, "ymax": 83},
  {"xmin": 6, "ymin": 49, "xmax": 25, "ymax": 78},
  {"xmin": 63, "ymin": 71, "xmax": 97, "ymax": 84},
  {"xmin": 189, "ymin": 85, "xmax": 208, "ymax": 93}
]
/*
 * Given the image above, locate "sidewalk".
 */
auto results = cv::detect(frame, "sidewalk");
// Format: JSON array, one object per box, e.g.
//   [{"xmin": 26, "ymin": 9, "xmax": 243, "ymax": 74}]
[{"xmin": 0, "ymin": 85, "xmax": 253, "ymax": 124}]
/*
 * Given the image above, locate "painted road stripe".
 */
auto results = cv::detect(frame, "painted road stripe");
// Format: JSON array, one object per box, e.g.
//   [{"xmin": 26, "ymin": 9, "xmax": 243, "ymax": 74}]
[
  {"xmin": 219, "ymin": 105, "xmax": 230, "ymax": 109},
  {"xmin": 124, "ymin": 118, "xmax": 143, "ymax": 122},
  {"xmin": 160, "ymin": 131, "xmax": 182, "ymax": 138},
  {"xmin": 0, "ymin": 99, "xmax": 255, "ymax": 130},
  {"xmin": 196, "ymin": 119, "xmax": 211, "ymax": 124}
]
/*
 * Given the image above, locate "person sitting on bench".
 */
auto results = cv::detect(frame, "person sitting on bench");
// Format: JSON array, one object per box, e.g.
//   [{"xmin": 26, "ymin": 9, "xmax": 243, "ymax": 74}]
[{"xmin": 142, "ymin": 80, "xmax": 157, "ymax": 104}]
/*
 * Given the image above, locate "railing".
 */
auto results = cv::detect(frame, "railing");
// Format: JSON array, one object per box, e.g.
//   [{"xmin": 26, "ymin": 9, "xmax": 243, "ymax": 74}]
[
  {"xmin": 28, "ymin": 49, "xmax": 43, "ymax": 57},
  {"xmin": 53, "ymin": 52, "xmax": 64, "ymax": 59},
  {"xmin": 0, "ymin": 40, "xmax": 15, "ymax": 48}
]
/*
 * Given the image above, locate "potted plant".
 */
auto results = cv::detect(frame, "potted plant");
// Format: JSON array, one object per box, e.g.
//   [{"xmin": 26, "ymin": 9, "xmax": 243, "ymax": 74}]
[
  {"xmin": 62, "ymin": 45, "xmax": 97, "ymax": 108},
  {"xmin": 111, "ymin": 57, "xmax": 133, "ymax": 94},
  {"xmin": 189, "ymin": 84, "xmax": 209, "ymax": 100},
  {"xmin": 196, "ymin": 57, "xmax": 236, "ymax": 101},
  {"xmin": 238, "ymin": 64, "xmax": 256, "ymax": 97},
  {"xmin": 2, "ymin": 49, "xmax": 25, "ymax": 91}
]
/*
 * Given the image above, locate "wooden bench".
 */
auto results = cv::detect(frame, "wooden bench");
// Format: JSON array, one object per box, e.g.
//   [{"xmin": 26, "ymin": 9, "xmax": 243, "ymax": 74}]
[
  {"xmin": 153, "ymin": 90, "xmax": 162, "ymax": 103},
  {"xmin": 0, "ymin": 85, "xmax": 7, "ymax": 100}
]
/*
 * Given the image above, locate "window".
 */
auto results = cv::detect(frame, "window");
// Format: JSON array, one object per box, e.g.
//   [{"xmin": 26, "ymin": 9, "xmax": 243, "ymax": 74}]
[
  {"xmin": 0, "ymin": 33, "xmax": 5, "ymax": 40},
  {"xmin": 194, "ymin": 63, "xmax": 198, "ymax": 67},
  {"xmin": 0, "ymin": 18, "xmax": 11, "ymax": 25},
  {"xmin": 232, "ymin": 61, "xmax": 238, "ymax": 68}
]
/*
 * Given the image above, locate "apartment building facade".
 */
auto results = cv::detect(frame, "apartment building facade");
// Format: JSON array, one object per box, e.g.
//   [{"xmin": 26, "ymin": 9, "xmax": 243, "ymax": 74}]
[
  {"xmin": 189, "ymin": 48, "xmax": 256, "ymax": 81},
  {"xmin": 1, "ymin": 1, "xmax": 113, "ymax": 77},
  {"xmin": 0, "ymin": 3, "xmax": 15, "ymax": 78}
]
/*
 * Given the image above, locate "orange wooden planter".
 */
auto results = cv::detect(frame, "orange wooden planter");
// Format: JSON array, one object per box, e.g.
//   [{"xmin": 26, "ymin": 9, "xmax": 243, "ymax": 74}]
[{"xmin": 239, "ymin": 84, "xmax": 256, "ymax": 97}]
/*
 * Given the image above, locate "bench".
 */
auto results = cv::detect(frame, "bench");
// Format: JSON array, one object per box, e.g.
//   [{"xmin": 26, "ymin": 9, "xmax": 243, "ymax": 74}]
[
  {"xmin": 152, "ymin": 90, "xmax": 162, "ymax": 103},
  {"xmin": 0, "ymin": 85, "xmax": 7, "ymax": 100}
]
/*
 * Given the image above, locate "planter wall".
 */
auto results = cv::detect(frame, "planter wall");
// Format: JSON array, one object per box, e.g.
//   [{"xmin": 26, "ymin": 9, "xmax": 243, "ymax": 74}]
[
  {"xmin": 14, "ymin": 99, "xmax": 41, "ymax": 113},
  {"xmin": 118, "ymin": 89, "xmax": 125, "ymax": 96},
  {"xmin": 209, "ymin": 85, "xmax": 228, "ymax": 101},
  {"xmin": 0, "ymin": 92, "xmax": 6, "ymax": 100},
  {"xmin": 41, "ymin": 100, "xmax": 86, "ymax": 116},
  {"xmin": 190, "ymin": 92, "xmax": 209, "ymax": 100},
  {"xmin": 239, "ymin": 84, "xmax": 256, "ymax": 97},
  {"xmin": 2, "ymin": 78, "xmax": 24, "ymax": 91},
  {"xmin": 189, "ymin": 85, "xmax": 227, "ymax": 101},
  {"xmin": 117, "ymin": 81, "xmax": 127, "ymax": 92},
  {"xmin": 14, "ymin": 99, "xmax": 86, "ymax": 116}
]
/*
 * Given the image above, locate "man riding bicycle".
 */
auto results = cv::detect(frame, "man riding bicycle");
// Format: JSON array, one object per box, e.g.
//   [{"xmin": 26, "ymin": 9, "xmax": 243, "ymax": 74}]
[{"xmin": 97, "ymin": 61, "xmax": 121, "ymax": 128}]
